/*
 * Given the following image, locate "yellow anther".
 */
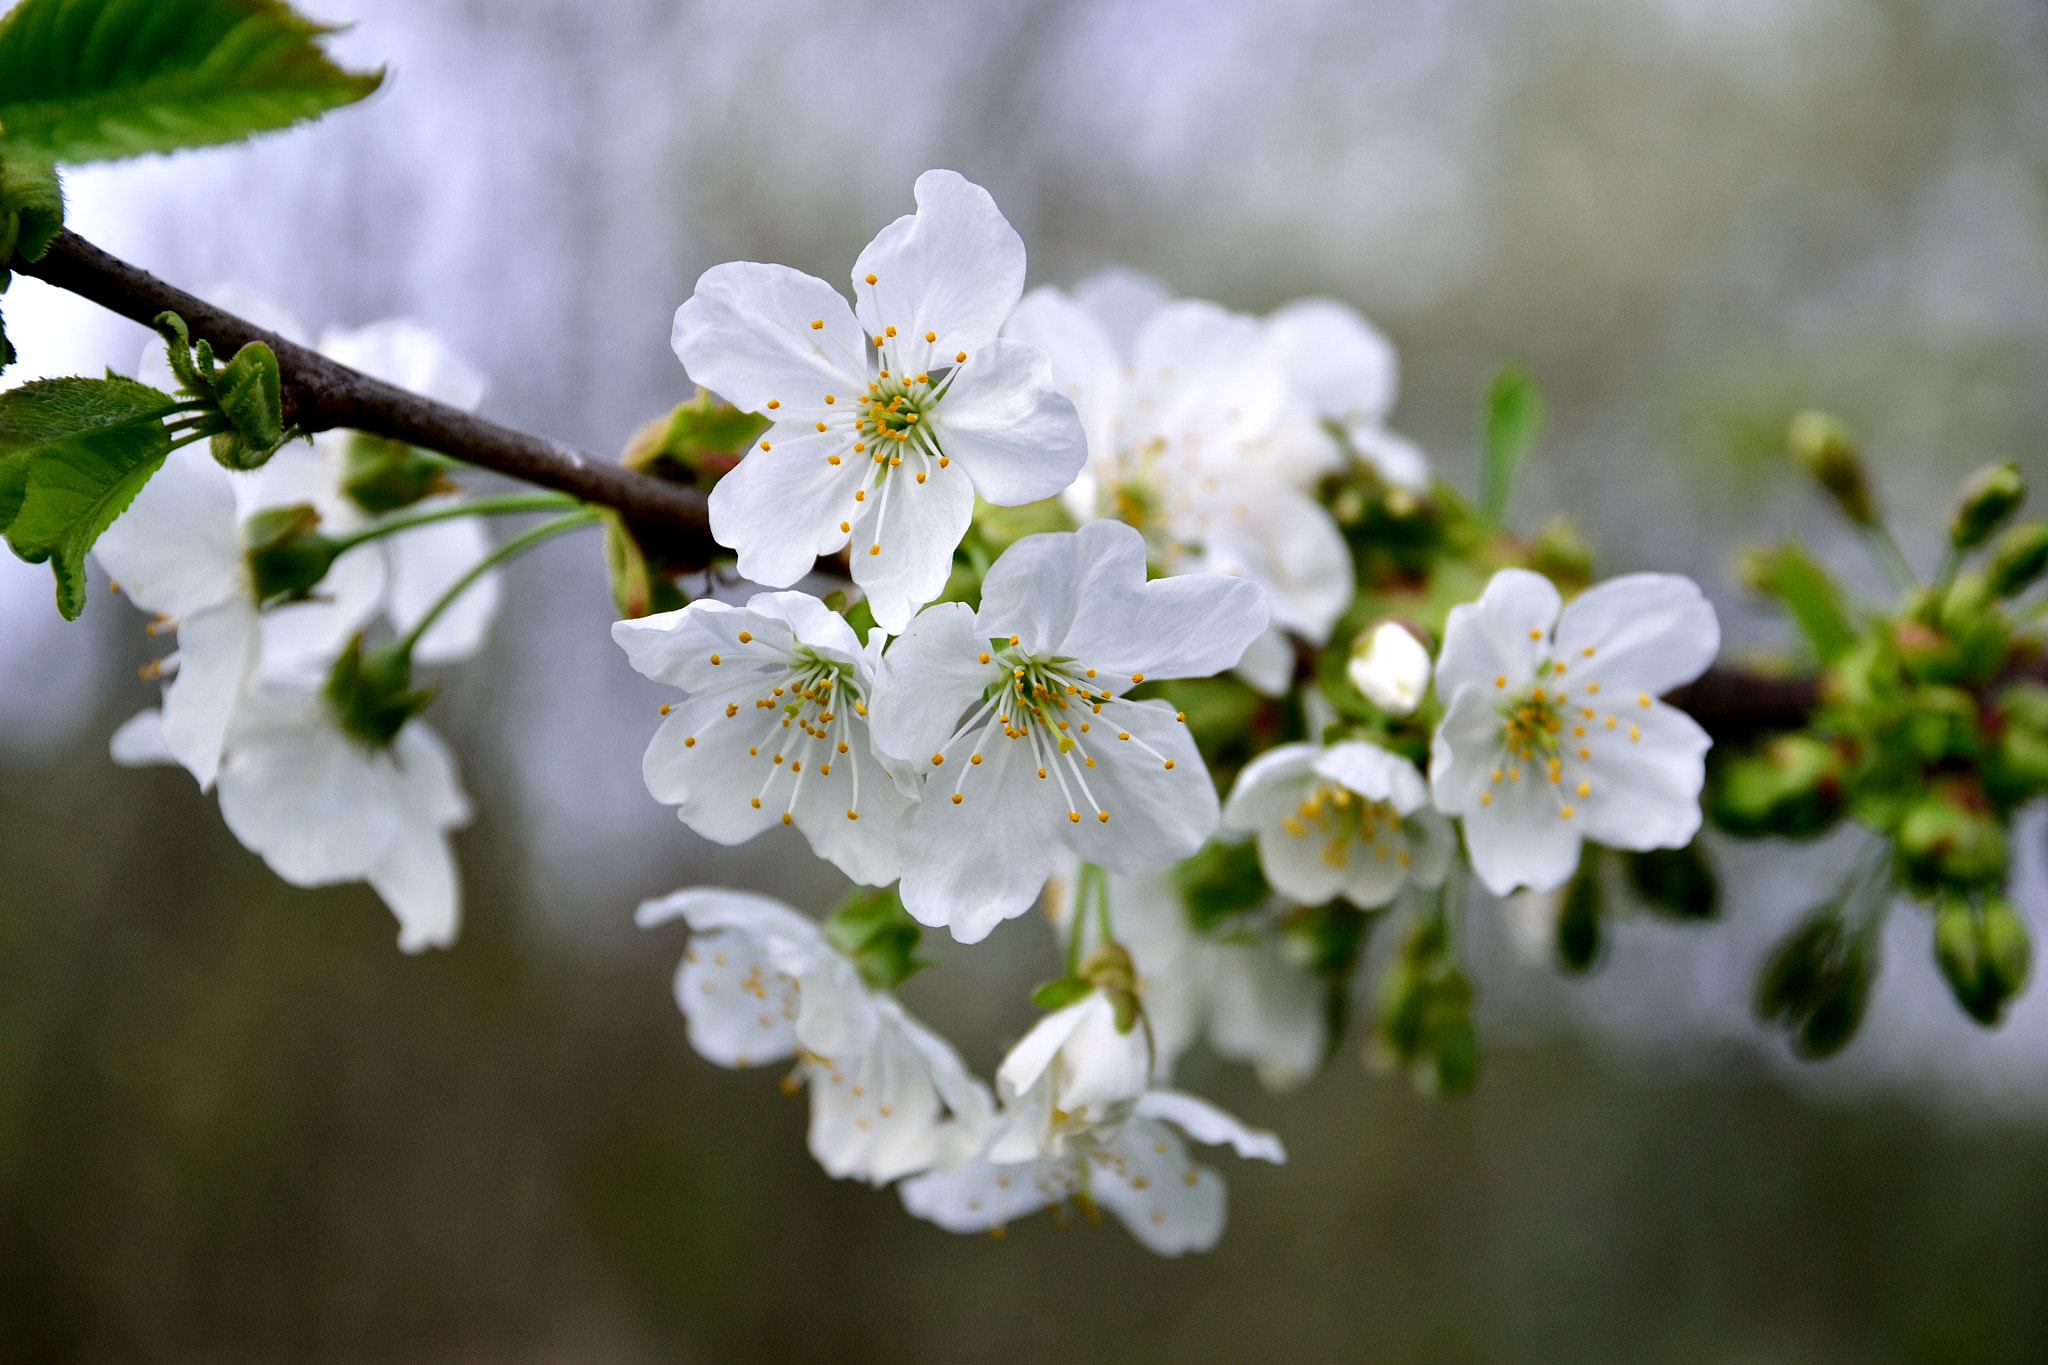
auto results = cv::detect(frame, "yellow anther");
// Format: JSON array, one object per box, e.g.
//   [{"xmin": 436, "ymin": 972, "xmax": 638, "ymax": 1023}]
[
  {"xmin": 931, "ymin": 753, "xmax": 945, "ymax": 765},
  {"xmin": 1579, "ymin": 747, "xmax": 1590, "ymax": 759},
  {"xmin": 1630, "ymin": 725, "xmax": 1641, "ymax": 742},
  {"xmin": 710, "ymin": 653, "xmax": 722, "ymax": 665},
  {"xmin": 749, "ymin": 746, "xmax": 758, "ymax": 756},
  {"xmin": 1577, "ymin": 780, "xmax": 1590, "ymax": 796},
  {"xmin": 924, "ymin": 331, "xmax": 936, "ymax": 342},
  {"xmin": 855, "ymin": 490, "xmax": 865, "ymax": 501},
  {"xmin": 751, "ymin": 797, "xmax": 762, "ymax": 808},
  {"xmin": 865, "ymin": 272, "xmax": 877, "ymax": 284},
  {"xmin": 811, "ymin": 319, "xmax": 824, "ymax": 330},
  {"xmin": 1163, "ymin": 759, "xmax": 1176, "ymax": 770},
  {"xmin": 820, "ymin": 763, "xmax": 830, "ymax": 775},
  {"xmin": 738, "ymin": 630, "xmax": 753, "ymax": 643},
  {"xmin": 1009, "ymin": 635, "xmax": 1020, "ymax": 645},
  {"xmin": 1529, "ymin": 628, "xmax": 1542, "ymax": 640},
  {"xmin": 952, "ymin": 793, "xmax": 963, "ymax": 804},
  {"xmin": 1037, "ymin": 767, "xmax": 1047, "ymax": 779},
  {"xmin": 1638, "ymin": 692, "xmax": 1652, "ymax": 707},
  {"xmin": 726, "ymin": 703, "xmax": 738, "ymax": 717},
  {"xmin": 1583, "ymin": 645, "xmax": 1595, "ymax": 656},
  {"xmin": 1068, "ymin": 811, "xmax": 1080, "ymax": 824},
  {"xmin": 869, "ymin": 545, "xmax": 880, "ymax": 556},
  {"xmin": 916, "ymin": 373, "xmax": 929, "ymax": 384},
  {"xmin": 781, "ymin": 812, "xmax": 792, "ymax": 825},
  {"xmin": 970, "ymin": 754, "xmax": 982, "ymax": 764},
  {"xmin": 838, "ymin": 741, "xmax": 849, "ymax": 753},
  {"xmin": 1015, "ymin": 666, "xmax": 1025, "ymax": 677},
  {"xmin": 1480, "ymin": 791, "xmax": 1492, "ymax": 806},
  {"xmin": 759, "ymin": 440, "xmax": 771, "ymax": 451},
  {"xmin": 773, "ymin": 754, "xmax": 784, "ymax": 765},
  {"xmin": 766, "ymin": 399, "xmax": 780, "ymax": 409},
  {"xmin": 1098, "ymin": 811, "xmax": 1110, "ymax": 823},
  {"xmin": 659, "ymin": 703, "xmax": 671, "ymax": 715},
  {"xmin": 1586, "ymin": 681, "xmax": 1601, "ymax": 693},
  {"xmin": 886, "ymin": 325, "xmax": 897, "ymax": 337},
  {"xmin": 1118, "ymin": 731, "xmax": 1131, "ymax": 741},
  {"xmin": 955, "ymin": 350, "xmax": 967, "ymax": 362},
  {"xmin": 827, "ymin": 455, "xmax": 841, "ymax": 466},
  {"xmin": 938, "ymin": 455, "xmax": 950, "ymax": 468},
  {"xmin": 854, "ymin": 442, "xmax": 866, "ymax": 453},
  {"xmin": 825, "ymin": 395, "xmax": 836, "ymax": 404},
  {"xmin": 816, "ymin": 421, "xmax": 827, "ymax": 432},
  {"xmin": 840, "ymin": 520, "xmax": 850, "ymax": 532},
  {"xmin": 915, "ymin": 471, "xmax": 926, "ymax": 483},
  {"xmin": 1560, "ymin": 805, "xmax": 1576, "ymax": 819},
  {"xmin": 1495, "ymin": 674, "xmax": 1507, "ymax": 688},
  {"xmin": 978, "ymin": 651, "xmax": 991, "ymax": 664},
  {"xmin": 847, "ymin": 810, "xmax": 859, "ymax": 820}
]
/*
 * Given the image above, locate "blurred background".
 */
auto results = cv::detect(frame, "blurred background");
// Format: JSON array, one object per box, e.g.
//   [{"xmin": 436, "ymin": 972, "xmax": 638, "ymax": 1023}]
[{"xmin": 7, "ymin": 0, "xmax": 2048, "ymax": 1358}]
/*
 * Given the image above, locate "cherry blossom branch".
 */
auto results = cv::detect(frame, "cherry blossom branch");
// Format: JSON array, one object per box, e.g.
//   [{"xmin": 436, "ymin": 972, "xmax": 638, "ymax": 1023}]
[
  {"xmin": 16, "ymin": 229, "xmax": 1890, "ymax": 740},
  {"xmin": 17, "ymin": 230, "xmax": 719, "ymax": 562}
]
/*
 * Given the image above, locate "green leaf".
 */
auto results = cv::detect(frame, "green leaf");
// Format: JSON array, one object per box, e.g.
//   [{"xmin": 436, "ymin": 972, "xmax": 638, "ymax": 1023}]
[
  {"xmin": 0, "ymin": 305, "xmax": 13, "ymax": 375},
  {"xmin": 0, "ymin": 375, "xmax": 176, "ymax": 618},
  {"xmin": 1739, "ymin": 541, "xmax": 1855, "ymax": 664},
  {"xmin": 1029, "ymin": 977, "xmax": 1092, "ymax": 1012},
  {"xmin": 0, "ymin": 0, "xmax": 383, "ymax": 165},
  {"xmin": 1479, "ymin": 363, "xmax": 1543, "ymax": 525},
  {"xmin": 0, "ymin": 155, "xmax": 64, "ymax": 269}
]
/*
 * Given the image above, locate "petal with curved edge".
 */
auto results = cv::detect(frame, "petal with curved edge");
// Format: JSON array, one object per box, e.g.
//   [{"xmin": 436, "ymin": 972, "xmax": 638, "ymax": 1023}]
[
  {"xmin": 898, "ymin": 1151, "xmax": 1069, "ymax": 1234},
  {"xmin": 1434, "ymin": 568, "xmax": 1560, "ymax": 701},
  {"xmin": 1457, "ymin": 756, "xmax": 1582, "ymax": 896},
  {"xmin": 92, "ymin": 444, "xmax": 245, "ymax": 619},
  {"xmin": 1552, "ymin": 573, "xmax": 1720, "ymax": 698},
  {"xmin": 1204, "ymin": 947, "xmax": 1326, "ymax": 1093},
  {"xmin": 1128, "ymin": 301, "xmax": 1287, "ymax": 453},
  {"xmin": 1074, "ymin": 266, "xmax": 1171, "ymax": 354},
  {"xmin": 673, "ymin": 262, "xmax": 867, "ymax": 415},
  {"xmin": 671, "ymin": 925, "xmax": 804, "ymax": 1069},
  {"xmin": 847, "ymin": 454, "xmax": 976, "ymax": 635},
  {"xmin": 867, "ymin": 602, "xmax": 995, "ymax": 764},
  {"xmin": 160, "ymin": 598, "xmax": 259, "ymax": 791},
  {"xmin": 1093, "ymin": 1118, "xmax": 1227, "ymax": 1256},
  {"xmin": 1574, "ymin": 701, "xmax": 1711, "ymax": 852},
  {"xmin": 1346, "ymin": 422, "xmax": 1431, "ymax": 492},
  {"xmin": 976, "ymin": 519, "xmax": 1145, "ymax": 658},
  {"xmin": 256, "ymin": 541, "xmax": 385, "ymax": 683},
  {"xmin": 995, "ymin": 996, "xmax": 1096, "ymax": 1101},
  {"xmin": 927, "ymin": 338, "xmax": 1088, "ymax": 506},
  {"xmin": 853, "ymin": 169, "xmax": 1025, "ymax": 374},
  {"xmin": 897, "ymin": 731, "xmax": 1067, "ymax": 943},
  {"xmin": 640, "ymin": 695, "xmax": 783, "ymax": 846},
  {"xmin": 1231, "ymin": 625, "xmax": 1295, "ymax": 697},
  {"xmin": 1187, "ymin": 482, "xmax": 1352, "ymax": 641},
  {"xmin": 1314, "ymin": 739, "xmax": 1430, "ymax": 814},
  {"xmin": 1221, "ymin": 743, "xmax": 1319, "ymax": 835},
  {"xmin": 707, "ymin": 425, "xmax": 873, "ymax": 588},
  {"xmin": 109, "ymin": 707, "xmax": 177, "ymax": 767},
  {"xmin": 366, "ymin": 818, "xmax": 461, "ymax": 953},
  {"xmin": 1061, "ymin": 568, "xmax": 1269, "ymax": 683},
  {"xmin": 1000, "ymin": 286, "xmax": 1123, "ymax": 465},
  {"xmin": 1403, "ymin": 808, "xmax": 1456, "ymax": 888},
  {"xmin": 1132, "ymin": 1089, "xmax": 1287, "ymax": 1163},
  {"xmin": 1055, "ymin": 700, "xmax": 1219, "ymax": 875},
  {"xmin": 1266, "ymin": 296, "xmax": 1397, "ymax": 424},
  {"xmin": 1429, "ymin": 687, "xmax": 1509, "ymax": 817},
  {"xmin": 215, "ymin": 691, "xmax": 399, "ymax": 887}
]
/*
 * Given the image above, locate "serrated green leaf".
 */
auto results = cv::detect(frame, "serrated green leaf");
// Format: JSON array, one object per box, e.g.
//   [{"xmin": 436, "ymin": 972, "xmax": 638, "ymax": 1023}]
[
  {"xmin": 0, "ymin": 376, "xmax": 177, "ymax": 618},
  {"xmin": 0, "ymin": 0, "xmax": 383, "ymax": 165},
  {"xmin": 0, "ymin": 155, "xmax": 64, "ymax": 270},
  {"xmin": 1479, "ymin": 364, "xmax": 1543, "ymax": 525}
]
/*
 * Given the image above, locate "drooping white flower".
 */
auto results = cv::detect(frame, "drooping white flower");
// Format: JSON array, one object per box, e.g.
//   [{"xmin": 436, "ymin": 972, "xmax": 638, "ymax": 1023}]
[
  {"xmin": 672, "ymin": 170, "xmax": 1088, "ymax": 633},
  {"xmin": 109, "ymin": 684, "xmax": 470, "ymax": 951},
  {"xmin": 1347, "ymin": 619, "xmax": 1432, "ymax": 716},
  {"xmin": 990, "ymin": 988, "xmax": 1152, "ymax": 1160},
  {"xmin": 94, "ymin": 444, "xmax": 381, "ymax": 788},
  {"xmin": 869, "ymin": 519, "xmax": 1268, "ymax": 942},
  {"xmin": 612, "ymin": 591, "xmax": 911, "ymax": 885},
  {"xmin": 1223, "ymin": 740, "xmax": 1453, "ymax": 909},
  {"xmin": 1264, "ymin": 296, "xmax": 1431, "ymax": 493},
  {"xmin": 1002, "ymin": 285, "xmax": 1353, "ymax": 693},
  {"xmin": 637, "ymin": 887, "xmax": 993, "ymax": 1186},
  {"xmin": 897, "ymin": 1088, "xmax": 1283, "ymax": 1256},
  {"xmin": 1049, "ymin": 864, "xmax": 1327, "ymax": 1093},
  {"xmin": 1429, "ymin": 568, "xmax": 1720, "ymax": 896}
]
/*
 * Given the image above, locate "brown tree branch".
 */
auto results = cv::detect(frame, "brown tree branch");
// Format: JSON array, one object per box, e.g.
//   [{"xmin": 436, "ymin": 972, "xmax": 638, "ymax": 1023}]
[
  {"xmin": 20, "ymin": 229, "xmax": 1849, "ymax": 734},
  {"xmin": 17, "ymin": 230, "xmax": 720, "ymax": 564}
]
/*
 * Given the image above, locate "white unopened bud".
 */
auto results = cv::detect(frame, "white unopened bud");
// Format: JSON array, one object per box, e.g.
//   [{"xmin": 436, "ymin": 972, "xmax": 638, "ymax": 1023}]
[{"xmin": 1347, "ymin": 620, "xmax": 1431, "ymax": 716}]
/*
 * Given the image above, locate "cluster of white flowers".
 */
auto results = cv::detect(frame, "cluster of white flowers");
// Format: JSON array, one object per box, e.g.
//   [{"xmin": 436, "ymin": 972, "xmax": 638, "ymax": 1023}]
[{"xmin": 88, "ymin": 169, "xmax": 1723, "ymax": 1253}]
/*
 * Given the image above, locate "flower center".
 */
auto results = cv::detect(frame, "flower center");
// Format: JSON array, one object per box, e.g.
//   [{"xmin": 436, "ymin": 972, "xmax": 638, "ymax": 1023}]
[
  {"xmin": 1282, "ymin": 781, "xmax": 1411, "ymax": 869},
  {"xmin": 1499, "ymin": 682, "xmax": 1564, "ymax": 762},
  {"xmin": 710, "ymin": 644, "xmax": 874, "ymax": 824}
]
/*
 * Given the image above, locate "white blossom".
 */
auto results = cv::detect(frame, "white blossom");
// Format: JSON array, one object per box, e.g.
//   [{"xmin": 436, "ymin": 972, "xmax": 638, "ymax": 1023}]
[
  {"xmin": 1347, "ymin": 619, "xmax": 1432, "ymax": 716},
  {"xmin": 897, "ymin": 1088, "xmax": 1283, "ymax": 1256},
  {"xmin": 1264, "ymin": 295, "xmax": 1431, "ymax": 493},
  {"xmin": 869, "ymin": 519, "xmax": 1268, "ymax": 942},
  {"xmin": 1223, "ymin": 740, "xmax": 1453, "ymax": 909},
  {"xmin": 1002, "ymin": 284, "xmax": 1353, "ymax": 695},
  {"xmin": 1429, "ymin": 568, "xmax": 1720, "ymax": 896},
  {"xmin": 637, "ymin": 888, "xmax": 992, "ymax": 1186},
  {"xmin": 672, "ymin": 170, "xmax": 1087, "ymax": 633},
  {"xmin": 991, "ymin": 989, "xmax": 1153, "ymax": 1159},
  {"xmin": 612, "ymin": 591, "xmax": 910, "ymax": 886},
  {"xmin": 1049, "ymin": 864, "xmax": 1327, "ymax": 1092}
]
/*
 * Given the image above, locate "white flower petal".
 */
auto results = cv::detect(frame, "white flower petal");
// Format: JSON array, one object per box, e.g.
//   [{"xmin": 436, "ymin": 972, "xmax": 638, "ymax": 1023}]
[
  {"xmin": 898, "ymin": 1152, "xmax": 1067, "ymax": 1234},
  {"xmin": 868, "ymin": 601, "xmax": 997, "ymax": 764},
  {"xmin": 1575, "ymin": 701, "xmax": 1712, "ymax": 851},
  {"xmin": 255, "ymin": 542, "xmax": 384, "ymax": 682},
  {"xmin": 1428, "ymin": 687, "xmax": 1509, "ymax": 816},
  {"xmin": 159, "ymin": 598, "xmax": 259, "ymax": 790},
  {"xmin": 1092, "ymin": 1118, "xmax": 1227, "ymax": 1256},
  {"xmin": 1056, "ymin": 701, "xmax": 1218, "ymax": 875},
  {"xmin": 995, "ymin": 996, "xmax": 1097, "ymax": 1101},
  {"xmin": 1202, "ymin": 948, "xmax": 1326, "ymax": 1093},
  {"xmin": 1345, "ymin": 423, "xmax": 1432, "ymax": 492},
  {"xmin": 1220, "ymin": 743, "xmax": 1320, "ymax": 835},
  {"xmin": 366, "ymin": 816, "xmax": 461, "ymax": 953},
  {"xmin": 847, "ymin": 454, "xmax": 975, "ymax": 636},
  {"xmin": 215, "ymin": 691, "xmax": 402, "ymax": 888},
  {"xmin": 92, "ymin": 445, "xmax": 245, "ymax": 618},
  {"xmin": 672, "ymin": 924, "xmax": 804, "ymax": 1069},
  {"xmin": 1231, "ymin": 624, "xmax": 1296, "ymax": 697},
  {"xmin": 672, "ymin": 261, "xmax": 867, "ymax": 414},
  {"xmin": 852, "ymin": 169, "xmax": 1025, "ymax": 371},
  {"xmin": 1552, "ymin": 572, "xmax": 1720, "ymax": 698},
  {"xmin": 927, "ymin": 338, "xmax": 1088, "ymax": 507},
  {"xmin": 975, "ymin": 518, "xmax": 1146, "ymax": 658},
  {"xmin": 1434, "ymin": 567, "xmax": 1560, "ymax": 701},
  {"xmin": 896, "ymin": 733, "xmax": 1067, "ymax": 942},
  {"xmin": 1313, "ymin": 740, "xmax": 1429, "ymax": 814},
  {"xmin": 1266, "ymin": 296, "xmax": 1398, "ymax": 425},
  {"xmin": 639, "ymin": 699, "xmax": 782, "ymax": 846},
  {"xmin": 1186, "ymin": 482, "xmax": 1352, "ymax": 641},
  {"xmin": 383, "ymin": 509, "xmax": 501, "ymax": 665},
  {"xmin": 1132, "ymin": 1089, "xmax": 1287, "ymax": 1163},
  {"xmin": 708, "ymin": 426, "xmax": 873, "ymax": 588},
  {"xmin": 1000, "ymin": 285, "xmax": 1123, "ymax": 467},
  {"xmin": 318, "ymin": 319, "xmax": 487, "ymax": 412},
  {"xmin": 109, "ymin": 707, "xmax": 177, "ymax": 767},
  {"xmin": 1458, "ymin": 757, "xmax": 1582, "ymax": 896},
  {"xmin": 1073, "ymin": 267, "xmax": 1171, "ymax": 354}
]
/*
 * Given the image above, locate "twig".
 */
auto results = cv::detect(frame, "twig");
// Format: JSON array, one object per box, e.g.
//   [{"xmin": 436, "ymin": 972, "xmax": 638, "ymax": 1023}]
[{"xmin": 16, "ymin": 231, "xmax": 720, "ymax": 565}]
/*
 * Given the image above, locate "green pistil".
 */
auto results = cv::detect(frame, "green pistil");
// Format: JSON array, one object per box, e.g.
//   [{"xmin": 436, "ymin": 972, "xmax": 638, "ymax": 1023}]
[{"xmin": 1499, "ymin": 682, "xmax": 1565, "ymax": 761}]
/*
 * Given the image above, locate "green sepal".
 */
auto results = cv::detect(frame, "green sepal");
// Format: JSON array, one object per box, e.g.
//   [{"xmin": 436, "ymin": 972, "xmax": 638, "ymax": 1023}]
[
  {"xmin": 1368, "ymin": 913, "xmax": 1480, "ymax": 1098},
  {"xmin": 1075, "ymin": 941, "xmax": 1141, "ymax": 1033},
  {"xmin": 1948, "ymin": 461, "xmax": 2025, "ymax": 554},
  {"xmin": 599, "ymin": 508, "xmax": 684, "ymax": 621},
  {"xmin": 823, "ymin": 886, "xmax": 928, "ymax": 993},
  {"xmin": 324, "ymin": 635, "xmax": 434, "ymax": 749},
  {"xmin": 241, "ymin": 501, "xmax": 340, "ymax": 604},
  {"xmin": 1738, "ymin": 541, "xmax": 1855, "ymax": 664},
  {"xmin": 1171, "ymin": 838, "xmax": 1269, "ymax": 931},
  {"xmin": 1029, "ymin": 976, "xmax": 1093, "ymax": 1012},
  {"xmin": 824, "ymin": 590, "xmax": 878, "ymax": 642},
  {"xmin": 0, "ymin": 305, "xmax": 12, "ymax": 375},
  {"xmin": 0, "ymin": 374, "xmax": 176, "ymax": 618},
  {"xmin": 1933, "ymin": 892, "xmax": 2031, "ymax": 1028},
  {"xmin": 1755, "ymin": 908, "xmax": 1877, "ymax": 1060},
  {"xmin": 342, "ymin": 433, "xmax": 454, "ymax": 515},
  {"xmin": 1555, "ymin": 852, "xmax": 1604, "ymax": 974},
  {"xmin": 1479, "ymin": 363, "xmax": 1542, "ymax": 525},
  {"xmin": 0, "ymin": 0, "xmax": 384, "ymax": 165},
  {"xmin": 1624, "ymin": 842, "xmax": 1718, "ymax": 921}
]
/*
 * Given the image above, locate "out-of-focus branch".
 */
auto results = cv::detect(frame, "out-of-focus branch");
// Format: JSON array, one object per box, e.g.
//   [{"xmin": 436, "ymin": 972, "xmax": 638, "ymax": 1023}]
[
  {"xmin": 1664, "ymin": 666, "xmax": 1821, "ymax": 742},
  {"xmin": 17, "ymin": 230, "xmax": 719, "ymax": 565}
]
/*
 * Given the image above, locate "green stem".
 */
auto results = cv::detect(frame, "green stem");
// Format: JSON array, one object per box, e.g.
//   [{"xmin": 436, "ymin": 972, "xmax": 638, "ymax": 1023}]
[
  {"xmin": 1859, "ymin": 522, "xmax": 1920, "ymax": 597},
  {"xmin": 328, "ymin": 492, "xmax": 582, "ymax": 553},
  {"xmin": 394, "ymin": 509, "xmax": 598, "ymax": 658},
  {"xmin": 1094, "ymin": 868, "xmax": 1116, "ymax": 948},
  {"xmin": 1440, "ymin": 855, "xmax": 1467, "ymax": 972},
  {"xmin": 1066, "ymin": 863, "xmax": 1101, "ymax": 977},
  {"xmin": 1932, "ymin": 544, "xmax": 1964, "ymax": 594}
]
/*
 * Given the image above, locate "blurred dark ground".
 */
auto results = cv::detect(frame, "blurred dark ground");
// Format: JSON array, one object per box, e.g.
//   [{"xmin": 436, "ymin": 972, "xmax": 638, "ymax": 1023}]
[{"xmin": 9, "ymin": 0, "xmax": 2048, "ymax": 1358}]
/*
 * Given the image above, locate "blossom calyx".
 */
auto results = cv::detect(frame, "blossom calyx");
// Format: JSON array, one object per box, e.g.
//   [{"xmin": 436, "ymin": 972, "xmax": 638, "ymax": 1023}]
[
  {"xmin": 1948, "ymin": 461, "xmax": 2025, "ymax": 553},
  {"xmin": 243, "ymin": 502, "xmax": 342, "ymax": 604},
  {"xmin": 342, "ymin": 433, "xmax": 458, "ymax": 514},
  {"xmin": 325, "ymin": 634, "xmax": 434, "ymax": 748},
  {"xmin": 823, "ymin": 886, "xmax": 929, "ymax": 993}
]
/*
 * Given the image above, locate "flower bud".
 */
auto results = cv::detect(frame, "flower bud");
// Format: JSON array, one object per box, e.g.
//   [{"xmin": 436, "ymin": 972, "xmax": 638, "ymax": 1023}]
[
  {"xmin": 1895, "ymin": 777, "xmax": 2005, "ymax": 894},
  {"xmin": 1756, "ymin": 909, "xmax": 1875, "ymax": 1060},
  {"xmin": 1555, "ymin": 855, "xmax": 1603, "ymax": 974},
  {"xmin": 1948, "ymin": 461, "xmax": 2025, "ymax": 553},
  {"xmin": 1933, "ymin": 892, "xmax": 2031, "ymax": 1027},
  {"xmin": 1346, "ymin": 620, "xmax": 1431, "ymax": 716},
  {"xmin": 1787, "ymin": 410, "xmax": 1874, "ymax": 525},
  {"xmin": 1707, "ymin": 734, "xmax": 1846, "ymax": 839},
  {"xmin": 242, "ymin": 502, "xmax": 340, "ymax": 604},
  {"xmin": 1625, "ymin": 843, "xmax": 1718, "ymax": 920},
  {"xmin": 1987, "ymin": 520, "xmax": 2048, "ymax": 598}
]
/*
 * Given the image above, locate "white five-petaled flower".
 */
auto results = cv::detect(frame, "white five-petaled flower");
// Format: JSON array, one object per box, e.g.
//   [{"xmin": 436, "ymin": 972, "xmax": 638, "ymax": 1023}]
[
  {"xmin": 1002, "ymin": 283, "xmax": 1353, "ymax": 695},
  {"xmin": 637, "ymin": 888, "xmax": 993, "ymax": 1186},
  {"xmin": 612, "ymin": 591, "xmax": 910, "ymax": 886},
  {"xmin": 1264, "ymin": 296, "xmax": 1431, "ymax": 493},
  {"xmin": 96, "ymin": 444, "xmax": 383, "ymax": 788},
  {"xmin": 898, "ymin": 1087, "xmax": 1284, "ymax": 1256},
  {"xmin": 1429, "ymin": 568, "xmax": 1720, "ymax": 896},
  {"xmin": 1223, "ymin": 740, "xmax": 1453, "ymax": 910},
  {"xmin": 1049, "ymin": 864, "xmax": 1327, "ymax": 1092},
  {"xmin": 672, "ymin": 169, "xmax": 1088, "ymax": 634},
  {"xmin": 869, "ymin": 519, "xmax": 1269, "ymax": 942}
]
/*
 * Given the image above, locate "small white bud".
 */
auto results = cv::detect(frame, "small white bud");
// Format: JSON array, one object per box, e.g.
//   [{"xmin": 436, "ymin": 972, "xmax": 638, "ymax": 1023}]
[{"xmin": 1347, "ymin": 620, "xmax": 1431, "ymax": 716}]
